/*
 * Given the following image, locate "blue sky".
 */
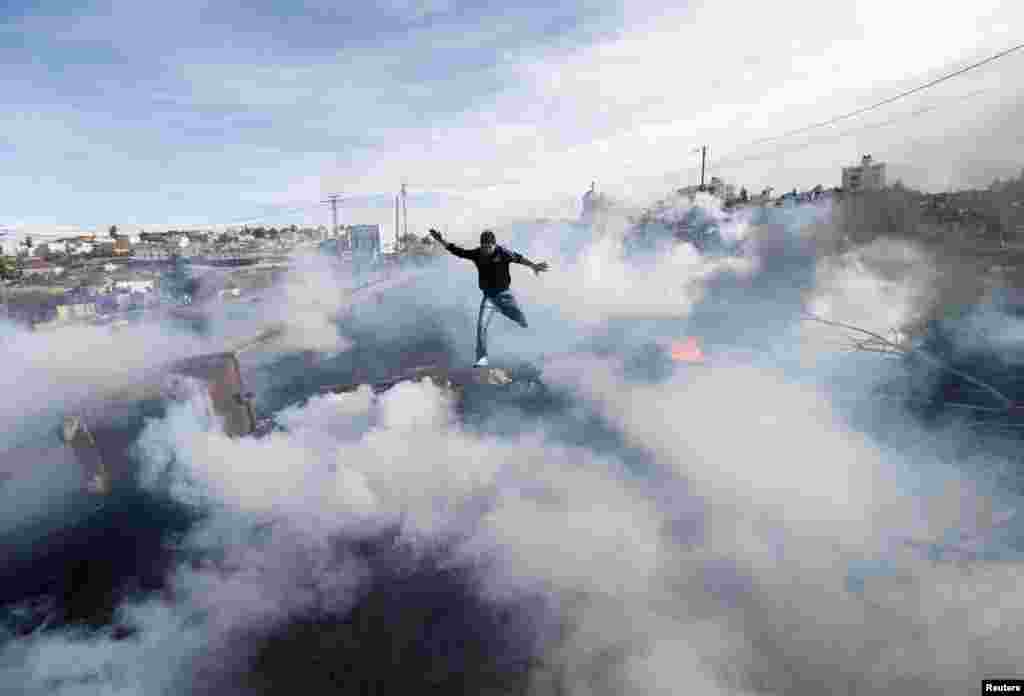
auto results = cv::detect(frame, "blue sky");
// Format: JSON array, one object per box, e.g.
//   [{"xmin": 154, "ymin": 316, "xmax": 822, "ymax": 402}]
[{"xmin": 2, "ymin": 0, "xmax": 1023, "ymax": 238}]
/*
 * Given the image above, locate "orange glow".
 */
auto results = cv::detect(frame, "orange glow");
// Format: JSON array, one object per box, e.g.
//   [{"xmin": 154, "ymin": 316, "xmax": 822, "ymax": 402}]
[{"xmin": 670, "ymin": 336, "xmax": 705, "ymax": 363}]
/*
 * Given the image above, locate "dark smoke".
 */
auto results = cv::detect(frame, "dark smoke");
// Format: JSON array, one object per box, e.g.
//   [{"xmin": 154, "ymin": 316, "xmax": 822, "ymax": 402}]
[{"xmin": 189, "ymin": 528, "xmax": 552, "ymax": 696}]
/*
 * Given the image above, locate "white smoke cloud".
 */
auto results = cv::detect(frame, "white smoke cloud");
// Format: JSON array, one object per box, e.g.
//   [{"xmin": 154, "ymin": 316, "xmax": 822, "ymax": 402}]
[
  {"xmin": 0, "ymin": 600, "xmax": 205, "ymax": 695},
  {"xmin": 10, "ymin": 357, "xmax": 1006, "ymax": 693},
  {"xmin": 519, "ymin": 229, "xmax": 746, "ymax": 325},
  {"xmin": 809, "ymin": 237, "xmax": 938, "ymax": 337},
  {"xmin": 4, "ymin": 196, "xmax": 1024, "ymax": 695}
]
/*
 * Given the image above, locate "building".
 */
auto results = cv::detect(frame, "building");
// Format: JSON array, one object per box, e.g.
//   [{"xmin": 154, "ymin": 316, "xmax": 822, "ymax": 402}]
[
  {"xmin": 708, "ymin": 177, "xmax": 736, "ymax": 200},
  {"xmin": 67, "ymin": 241, "xmax": 94, "ymax": 255},
  {"xmin": 581, "ymin": 182, "xmax": 612, "ymax": 224},
  {"xmin": 113, "ymin": 237, "xmax": 133, "ymax": 255},
  {"xmin": 166, "ymin": 235, "xmax": 191, "ymax": 250},
  {"xmin": 349, "ymin": 224, "xmax": 382, "ymax": 262},
  {"xmin": 56, "ymin": 302, "xmax": 98, "ymax": 322},
  {"xmin": 21, "ymin": 261, "xmax": 65, "ymax": 278},
  {"xmin": 677, "ymin": 177, "xmax": 737, "ymax": 201},
  {"xmin": 33, "ymin": 240, "xmax": 67, "ymax": 256},
  {"xmin": 114, "ymin": 279, "xmax": 155, "ymax": 293},
  {"xmin": 134, "ymin": 243, "xmax": 169, "ymax": 259},
  {"xmin": 842, "ymin": 154, "xmax": 887, "ymax": 192}
]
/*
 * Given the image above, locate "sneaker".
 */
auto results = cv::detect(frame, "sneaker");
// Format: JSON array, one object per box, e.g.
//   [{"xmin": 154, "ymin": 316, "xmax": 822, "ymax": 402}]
[{"xmin": 474, "ymin": 356, "xmax": 489, "ymax": 367}]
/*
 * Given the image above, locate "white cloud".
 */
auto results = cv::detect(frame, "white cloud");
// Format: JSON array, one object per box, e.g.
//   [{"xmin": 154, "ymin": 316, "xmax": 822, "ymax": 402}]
[
  {"xmin": 325, "ymin": 0, "xmax": 1024, "ymax": 219},
  {"xmin": 7, "ymin": 0, "xmax": 1023, "ymax": 231}
]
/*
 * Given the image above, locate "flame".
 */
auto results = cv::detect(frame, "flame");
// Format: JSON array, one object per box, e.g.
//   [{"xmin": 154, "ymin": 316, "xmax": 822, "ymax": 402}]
[{"xmin": 670, "ymin": 336, "xmax": 705, "ymax": 363}]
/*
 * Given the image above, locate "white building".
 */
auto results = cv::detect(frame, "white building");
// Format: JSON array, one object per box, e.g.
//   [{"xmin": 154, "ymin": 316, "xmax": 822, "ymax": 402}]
[
  {"xmin": 33, "ymin": 240, "xmax": 67, "ymax": 256},
  {"xmin": 114, "ymin": 279, "xmax": 155, "ymax": 293},
  {"xmin": 842, "ymin": 154, "xmax": 887, "ymax": 192},
  {"xmin": 581, "ymin": 182, "xmax": 612, "ymax": 224},
  {"xmin": 21, "ymin": 263, "xmax": 65, "ymax": 278},
  {"xmin": 56, "ymin": 303, "xmax": 97, "ymax": 322},
  {"xmin": 0, "ymin": 237, "xmax": 18, "ymax": 256},
  {"xmin": 68, "ymin": 241, "xmax": 94, "ymax": 255}
]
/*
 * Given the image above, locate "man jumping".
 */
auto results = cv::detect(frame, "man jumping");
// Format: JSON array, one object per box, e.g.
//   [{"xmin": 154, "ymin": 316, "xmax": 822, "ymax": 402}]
[{"xmin": 429, "ymin": 228, "xmax": 549, "ymax": 367}]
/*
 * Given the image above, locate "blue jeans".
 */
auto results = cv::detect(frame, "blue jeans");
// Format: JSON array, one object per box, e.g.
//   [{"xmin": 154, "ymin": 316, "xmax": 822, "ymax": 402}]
[{"xmin": 476, "ymin": 290, "xmax": 527, "ymax": 360}]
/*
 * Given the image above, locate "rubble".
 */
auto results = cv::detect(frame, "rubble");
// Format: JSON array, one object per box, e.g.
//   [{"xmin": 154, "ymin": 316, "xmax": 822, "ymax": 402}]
[
  {"xmin": 320, "ymin": 364, "xmax": 530, "ymax": 398},
  {"xmin": 61, "ymin": 416, "xmax": 109, "ymax": 494},
  {"xmin": 57, "ymin": 352, "xmax": 256, "ymax": 494}
]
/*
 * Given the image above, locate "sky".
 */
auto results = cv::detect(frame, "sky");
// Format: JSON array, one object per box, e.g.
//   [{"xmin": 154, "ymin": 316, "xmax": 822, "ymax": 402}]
[{"xmin": 2, "ymin": 0, "xmax": 1023, "ymax": 240}]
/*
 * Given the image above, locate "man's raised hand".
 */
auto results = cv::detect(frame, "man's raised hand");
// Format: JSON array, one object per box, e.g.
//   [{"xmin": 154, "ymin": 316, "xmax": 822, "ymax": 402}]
[
  {"xmin": 533, "ymin": 261, "xmax": 550, "ymax": 276},
  {"xmin": 429, "ymin": 229, "xmax": 444, "ymax": 244}
]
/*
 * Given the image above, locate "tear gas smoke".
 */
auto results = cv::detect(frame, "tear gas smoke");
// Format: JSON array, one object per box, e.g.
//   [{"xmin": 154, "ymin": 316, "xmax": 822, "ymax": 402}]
[{"xmin": 3, "ymin": 193, "xmax": 1024, "ymax": 695}]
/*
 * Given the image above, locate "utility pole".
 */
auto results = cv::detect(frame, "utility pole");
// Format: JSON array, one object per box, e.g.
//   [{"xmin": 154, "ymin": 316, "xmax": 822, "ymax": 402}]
[
  {"xmin": 394, "ymin": 194, "xmax": 400, "ymax": 252},
  {"xmin": 699, "ymin": 145, "xmax": 707, "ymax": 191},
  {"xmin": 322, "ymin": 193, "xmax": 341, "ymax": 242},
  {"xmin": 400, "ymin": 181, "xmax": 408, "ymax": 241}
]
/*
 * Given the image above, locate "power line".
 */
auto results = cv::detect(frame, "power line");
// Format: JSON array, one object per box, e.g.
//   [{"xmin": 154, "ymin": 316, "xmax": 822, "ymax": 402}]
[
  {"xmin": 710, "ymin": 83, "xmax": 1002, "ymax": 173},
  {"xmin": 220, "ymin": 202, "xmax": 325, "ymax": 227},
  {"xmin": 32, "ymin": 43, "xmax": 1024, "ymax": 232},
  {"xmin": 420, "ymin": 42, "xmax": 1024, "ymax": 199},
  {"xmin": 738, "ymin": 41, "xmax": 1024, "ymax": 152},
  {"xmin": 197, "ymin": 191, "xmax": 391, "ymax": 232}
]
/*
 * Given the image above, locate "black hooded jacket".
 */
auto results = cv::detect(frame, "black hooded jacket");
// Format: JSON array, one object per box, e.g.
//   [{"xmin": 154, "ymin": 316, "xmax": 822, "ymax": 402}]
[{"xmin": 444, "ymin": 242, "xmax": 525, "ymax": 295}]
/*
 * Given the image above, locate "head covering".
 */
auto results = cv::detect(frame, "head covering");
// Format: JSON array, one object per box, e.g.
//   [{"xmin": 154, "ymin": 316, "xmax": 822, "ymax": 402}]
[{"xmin": 479, "ymin": 229, "xmax": 496, "ymax": 245}]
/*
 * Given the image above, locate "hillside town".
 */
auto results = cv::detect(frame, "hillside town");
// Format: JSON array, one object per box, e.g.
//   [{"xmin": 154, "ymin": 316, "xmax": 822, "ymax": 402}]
[
  {"xmin": 3, "ymin": 154, "xmax": 1024, "ymax": 332},
  {"xmin": 0, "ymin": 223, "xmax": 398, "ymax": 329}
]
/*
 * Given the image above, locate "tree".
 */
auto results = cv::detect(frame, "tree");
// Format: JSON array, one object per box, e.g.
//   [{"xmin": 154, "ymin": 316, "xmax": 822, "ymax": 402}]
[{"xmin": 0, "ymin": 255, "xmax": 17, "ymax": 280}]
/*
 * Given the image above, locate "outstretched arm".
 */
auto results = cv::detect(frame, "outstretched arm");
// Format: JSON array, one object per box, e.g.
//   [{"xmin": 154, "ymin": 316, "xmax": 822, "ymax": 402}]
[
  {"xmin": 429, "ymin": 229, "xmax": 474, "ymax": 260},
  {"xmin": 512, "ymin": 252, "xmax": 550, "ymax": 276}
]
